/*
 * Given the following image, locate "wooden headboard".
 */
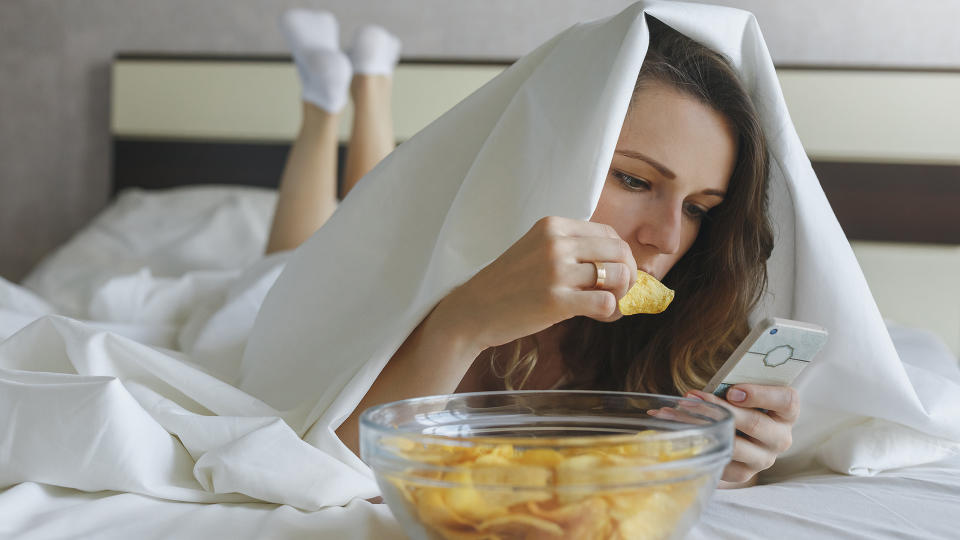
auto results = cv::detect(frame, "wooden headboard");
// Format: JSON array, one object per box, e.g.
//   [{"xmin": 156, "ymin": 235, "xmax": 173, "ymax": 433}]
[
  {"xmin": 111, "ymin": 55, "xmax": 508, "ymax": 203},
  {"xmin": 111, "ymin": 54, "xmax": 960, "ymax": 244}
]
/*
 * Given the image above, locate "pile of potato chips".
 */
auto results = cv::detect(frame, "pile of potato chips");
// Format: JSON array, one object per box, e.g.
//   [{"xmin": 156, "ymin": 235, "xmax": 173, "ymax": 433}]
[{"xmin": 380, "ymin": 431, "xmax": 709, "ymax": 539}]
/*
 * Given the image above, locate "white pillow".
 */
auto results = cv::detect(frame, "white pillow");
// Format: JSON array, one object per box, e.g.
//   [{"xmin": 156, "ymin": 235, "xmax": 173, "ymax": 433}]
[{"xmin": 22, "ymin": 186, "xmax": 277, "ymax": 318}]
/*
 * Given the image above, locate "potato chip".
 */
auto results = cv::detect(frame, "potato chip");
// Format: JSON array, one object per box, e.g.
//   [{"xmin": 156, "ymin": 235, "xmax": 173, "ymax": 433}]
[
  {"xmin": 477, "ymin": 513, "xmax": 564, "ymax": 537},
  {"xmin": 442, "ymin": 466, "xmax": 552, "ymax": 520},
  {"xmin": 414, "ymin": 488, "xmax": 473, "ymax": 528},
  {"xmin": 430, "ymin": 528, "xmax": 496, "ymax": 540},
  {"xmin": 441, "ymin": 485, "xmax": 506, "ymax": 522},
  {"xmin": 611, "ymin": 488, "xmax": 698, "ymax": 539},
  {"xmin": 516, "ymin": 448, "xmax": 566, "ymax": 467},
  {"xmin": 471, "ymin": 464, "xmax": 551, "ymax": 489},
  {"xmin": 430, "ymin": 527, "xmax": 498, "ymax": 540},
  {"xmin": 528, "ymin": 498, "xmax": 612, "ymax": 540},
  {"xmin": 618, "ymin": 270, "xmax": 674, "ymax": 315}
]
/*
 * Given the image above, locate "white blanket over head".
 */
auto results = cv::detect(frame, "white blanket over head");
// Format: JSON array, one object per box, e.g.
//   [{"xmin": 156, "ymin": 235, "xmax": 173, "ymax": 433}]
[
  {"xmin": 243, "ymin": 0, "xmax": 960, "ymax": 480},
  {"xmin": 2, "ymin": 0, "xmax": 958, "ymax": 514}
]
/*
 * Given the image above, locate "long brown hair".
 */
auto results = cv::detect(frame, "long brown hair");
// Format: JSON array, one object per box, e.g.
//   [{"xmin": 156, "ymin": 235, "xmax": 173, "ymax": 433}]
[{"xmin": 495, "ymin": 16, "xmax": 774, "ymax": 395}]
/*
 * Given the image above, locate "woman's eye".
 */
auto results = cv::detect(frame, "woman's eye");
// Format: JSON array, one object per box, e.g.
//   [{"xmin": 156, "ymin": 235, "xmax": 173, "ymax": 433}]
[
  {"xmin": 684, "ymin": 203, "xmax": 709, "ymax": 220},
  {"xmin": 613, "ymin": 171, "xmax": 650, "ymax": 191}
]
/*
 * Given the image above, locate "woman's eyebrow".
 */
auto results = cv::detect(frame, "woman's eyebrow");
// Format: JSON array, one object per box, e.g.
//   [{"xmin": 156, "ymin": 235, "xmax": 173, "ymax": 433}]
[
  {"xmin": 615, "ymin": 149, "xmax": 676, "ymax": 179},
  {"xmin": 616, "ymin": 149, "xmax": 726, "ymax": 198}
]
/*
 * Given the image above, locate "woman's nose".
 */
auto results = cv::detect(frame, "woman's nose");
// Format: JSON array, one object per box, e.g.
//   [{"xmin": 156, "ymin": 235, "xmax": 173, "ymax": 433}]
[{"xmin": 635, "ymin": 201, "xmax": 683, "ymax": 255}]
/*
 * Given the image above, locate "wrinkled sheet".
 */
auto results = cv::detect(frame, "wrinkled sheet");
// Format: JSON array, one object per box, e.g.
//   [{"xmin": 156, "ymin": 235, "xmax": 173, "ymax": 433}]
[
  {"xmin": 0, "ymin": 483, "xmax": 404, "ymax": 540},
  {"xmin": 2, "ymin": 457, "xmax": 958, "ymax": 539}
]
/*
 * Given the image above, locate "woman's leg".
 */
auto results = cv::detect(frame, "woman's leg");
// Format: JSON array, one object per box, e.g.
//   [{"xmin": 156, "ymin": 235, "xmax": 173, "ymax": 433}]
[
  {"xmin": 342, "ymin": 74, "xmax": 395, "ymax": 196},
  {"xmin": 266, "ymin": 9, "xmax": 350, "ymax": 254},
  {"xmin": 265, "ymin": 103, "xmax": 341, "ymax": 254},
  {"xmin": 267, "ymin": 76, "xmax": 393, "ymax": 254},
  {"xmin": 266, "ymin": 17, "xmax": 400, "ymax": 254}
]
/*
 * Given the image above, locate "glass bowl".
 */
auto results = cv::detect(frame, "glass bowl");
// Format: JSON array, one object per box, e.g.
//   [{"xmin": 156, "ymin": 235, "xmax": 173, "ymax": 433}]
[{"xmin": 360, "ymin": 391, "xmax": 733, "ymax": 540}]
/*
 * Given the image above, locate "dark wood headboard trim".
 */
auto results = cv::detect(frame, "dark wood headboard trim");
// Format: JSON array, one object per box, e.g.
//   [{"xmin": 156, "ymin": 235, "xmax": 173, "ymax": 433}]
[
  {"xmin": 810, "ymin": 161, "xmax": 959, "ymax": 244},
  {"xmin": 113, "ymin": 138, "xmax": 298, "ymax": 191},
  {"xmin": 114, "ymin": 52, "xmax": 517, "ymax": 66},
  {"xmin": 114, "ymin": 53, "xmax": 960, "ymax": 74},
  {"xmin": 112, "ymin": 138, "xmax": 960, "ymax": 244}
]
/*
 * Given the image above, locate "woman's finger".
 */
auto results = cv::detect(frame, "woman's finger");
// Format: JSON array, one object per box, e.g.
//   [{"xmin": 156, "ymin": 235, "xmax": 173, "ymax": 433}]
[
  {"xmin": 568, "ymin": 261, "xmax": 633, "ymax": 296},
  {"xmin": 723, "ymin": 384, "xmax": 800, "ymax": 423},
  {"xmin": 686, "ymin": 389, "xmax": 781, "ymax": 446},
  {"xmin": 559, "ymin": 236, "xmax": 635, "ymax": 265},
  {"xmin": 647, "ymin": 406, "xmax": 711, "ymax": 426},
  {"xmin": 721, "ymin": 459, "xmax": 760, "ymax": 485},
  {"xmin": 730, "ymin": 434, "xmax": 776, "ymax": 474},
  {"xmin": 734, "ymin": 407, "xmax": 782, "ymax": 445},
  {"xmin": 562, "ymin": 290, "xmax": 619, "ymax": 319},
  {"xmin": 536, "ymin": 215, "xmax": 623, "ymax": 240},
  {"xmin": 536, "ymin": 218, "xmax": 637, "ymax": 271},
  {"xmin": 675, "ymin": 397, "xmax": 730, "ymax": 422}
]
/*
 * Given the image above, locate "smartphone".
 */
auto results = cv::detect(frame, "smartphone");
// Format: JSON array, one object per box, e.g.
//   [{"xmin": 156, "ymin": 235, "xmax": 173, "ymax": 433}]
[{"xmin": 703, "ymin": 317, "xmax": 828, "ymax": 398}]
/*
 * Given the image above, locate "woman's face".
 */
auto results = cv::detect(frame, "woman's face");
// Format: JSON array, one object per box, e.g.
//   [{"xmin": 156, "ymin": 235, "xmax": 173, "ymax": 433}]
[{"xmin": 591, "ymin": 81, "xmax": 737, "ymax": 280}]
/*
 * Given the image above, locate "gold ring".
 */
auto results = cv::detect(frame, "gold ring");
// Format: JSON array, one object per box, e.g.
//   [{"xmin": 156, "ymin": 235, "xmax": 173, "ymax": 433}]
[{"xmin": 593, "ymin": 261, "xmax": 607, "ymax": 289}]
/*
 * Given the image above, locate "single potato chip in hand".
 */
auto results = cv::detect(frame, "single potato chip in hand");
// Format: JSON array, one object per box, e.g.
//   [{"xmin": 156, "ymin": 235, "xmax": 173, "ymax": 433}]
[{"xmin": 618, "ymin": 270, "xmax": 674, "ymax": 316}]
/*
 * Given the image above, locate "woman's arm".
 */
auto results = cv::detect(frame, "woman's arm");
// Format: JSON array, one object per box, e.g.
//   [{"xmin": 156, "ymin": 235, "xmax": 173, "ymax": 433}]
[
  {"xmin": 335, "ymin": 216, "xmax": 640, "ymax": 455},
  {"xmin": 335, "ymin": 303, "xmax": 483, "ymax": 456}
]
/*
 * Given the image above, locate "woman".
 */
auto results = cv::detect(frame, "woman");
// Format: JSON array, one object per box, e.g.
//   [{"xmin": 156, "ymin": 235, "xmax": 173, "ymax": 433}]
[{"xmin": 267, "ymin": 11, "xmax": 793, "ymax": 488}]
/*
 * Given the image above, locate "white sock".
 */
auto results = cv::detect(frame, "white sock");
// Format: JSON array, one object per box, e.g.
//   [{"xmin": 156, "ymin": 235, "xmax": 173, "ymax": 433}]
[
  {"xmin": 280, "ymin": 9, "xmax": 352, "ymax": 112},
  {"xmin": 348, "ymin": 24, "xmax": 401, "ymax": 76}
]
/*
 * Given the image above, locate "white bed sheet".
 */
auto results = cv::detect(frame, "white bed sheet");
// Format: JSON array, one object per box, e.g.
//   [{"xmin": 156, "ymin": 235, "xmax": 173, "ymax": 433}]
[
  {"xmin": 0, "ymin": 483, "xmax": 403, "ymax": 539},
  {"xmin": 3, "ymin": 456, "xmax": 958, "ymax": 539},
  {"xmin": 3, "ymin": 186, "xmax": 958, "ymax": 539},
  {"xmin": 692, "ymin": 455, "xmax": 960, "ymax": 539}
]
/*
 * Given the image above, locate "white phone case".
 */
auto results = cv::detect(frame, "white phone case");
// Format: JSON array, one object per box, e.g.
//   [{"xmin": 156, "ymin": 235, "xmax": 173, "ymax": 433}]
[{"xmin": 703, "ymin": 317, "xmax": 828, "ymax": 397}]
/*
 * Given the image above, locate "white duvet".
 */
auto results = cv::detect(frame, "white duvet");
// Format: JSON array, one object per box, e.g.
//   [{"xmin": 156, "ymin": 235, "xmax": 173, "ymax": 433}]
[{"xmin": 4, "ymin": 1, "xmax": 960, "ymax": 538}]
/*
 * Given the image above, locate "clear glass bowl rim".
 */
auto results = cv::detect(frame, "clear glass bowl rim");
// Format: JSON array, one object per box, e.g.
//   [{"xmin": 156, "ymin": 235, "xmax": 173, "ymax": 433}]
[{"xmin": 360, "ymin": 390, "xmax": 734, "ymax": 489}]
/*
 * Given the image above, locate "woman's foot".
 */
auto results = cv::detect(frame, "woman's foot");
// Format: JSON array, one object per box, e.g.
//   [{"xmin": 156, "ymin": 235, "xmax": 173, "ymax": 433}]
[
  {"xmin": 280, "ymin": 9, "xmax": 352, "ymax": 113},
  {"xmin": 348, "ymin": 24, "xmax": 401, "ymax": 76}
]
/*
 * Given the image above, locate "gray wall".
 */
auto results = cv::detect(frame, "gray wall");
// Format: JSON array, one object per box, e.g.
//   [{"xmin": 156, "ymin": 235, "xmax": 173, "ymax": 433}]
[{"xmin": 2, "ymin": 0, "xmax": 959, "ymax": 281}]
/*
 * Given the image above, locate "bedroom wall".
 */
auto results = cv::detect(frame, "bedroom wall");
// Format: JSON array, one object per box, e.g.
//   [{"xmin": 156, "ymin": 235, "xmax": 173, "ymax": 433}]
[{"xmin": 2, "ymin": 0, "xmax": 959, "ymax": 282}]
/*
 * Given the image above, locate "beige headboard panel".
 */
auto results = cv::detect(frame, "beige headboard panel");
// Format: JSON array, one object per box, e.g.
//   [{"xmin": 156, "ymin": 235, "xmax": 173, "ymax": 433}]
[
  {"xmin": 113, "ymin": 60, "xmax": 960, "ymax": 165},
  {"xmin": 112, "ymin": 59, "xmax": 504, "ymax": 143},
  {"xmin": 852, "ymin": 242, "xmax": 959, "ymax": 355}
]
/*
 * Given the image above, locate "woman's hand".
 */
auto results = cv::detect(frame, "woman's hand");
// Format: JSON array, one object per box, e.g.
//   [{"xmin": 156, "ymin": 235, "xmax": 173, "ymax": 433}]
[
  {"xmin": 685, "ymin": 385, "xmax": 800, "ymax": 488},
  {"xmin": 337, "ymin": 216, "xmax": 636, "ymax": 455},
  {"xmin": 434, "ymin": 216, "xmax": 638, "ymax": 352}
]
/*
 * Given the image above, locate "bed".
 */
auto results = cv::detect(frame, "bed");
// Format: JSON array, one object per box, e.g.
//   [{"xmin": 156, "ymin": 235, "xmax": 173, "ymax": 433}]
[{"xmin": 0, "ymin": 55, "xmax": 958, "ymax": 539}]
